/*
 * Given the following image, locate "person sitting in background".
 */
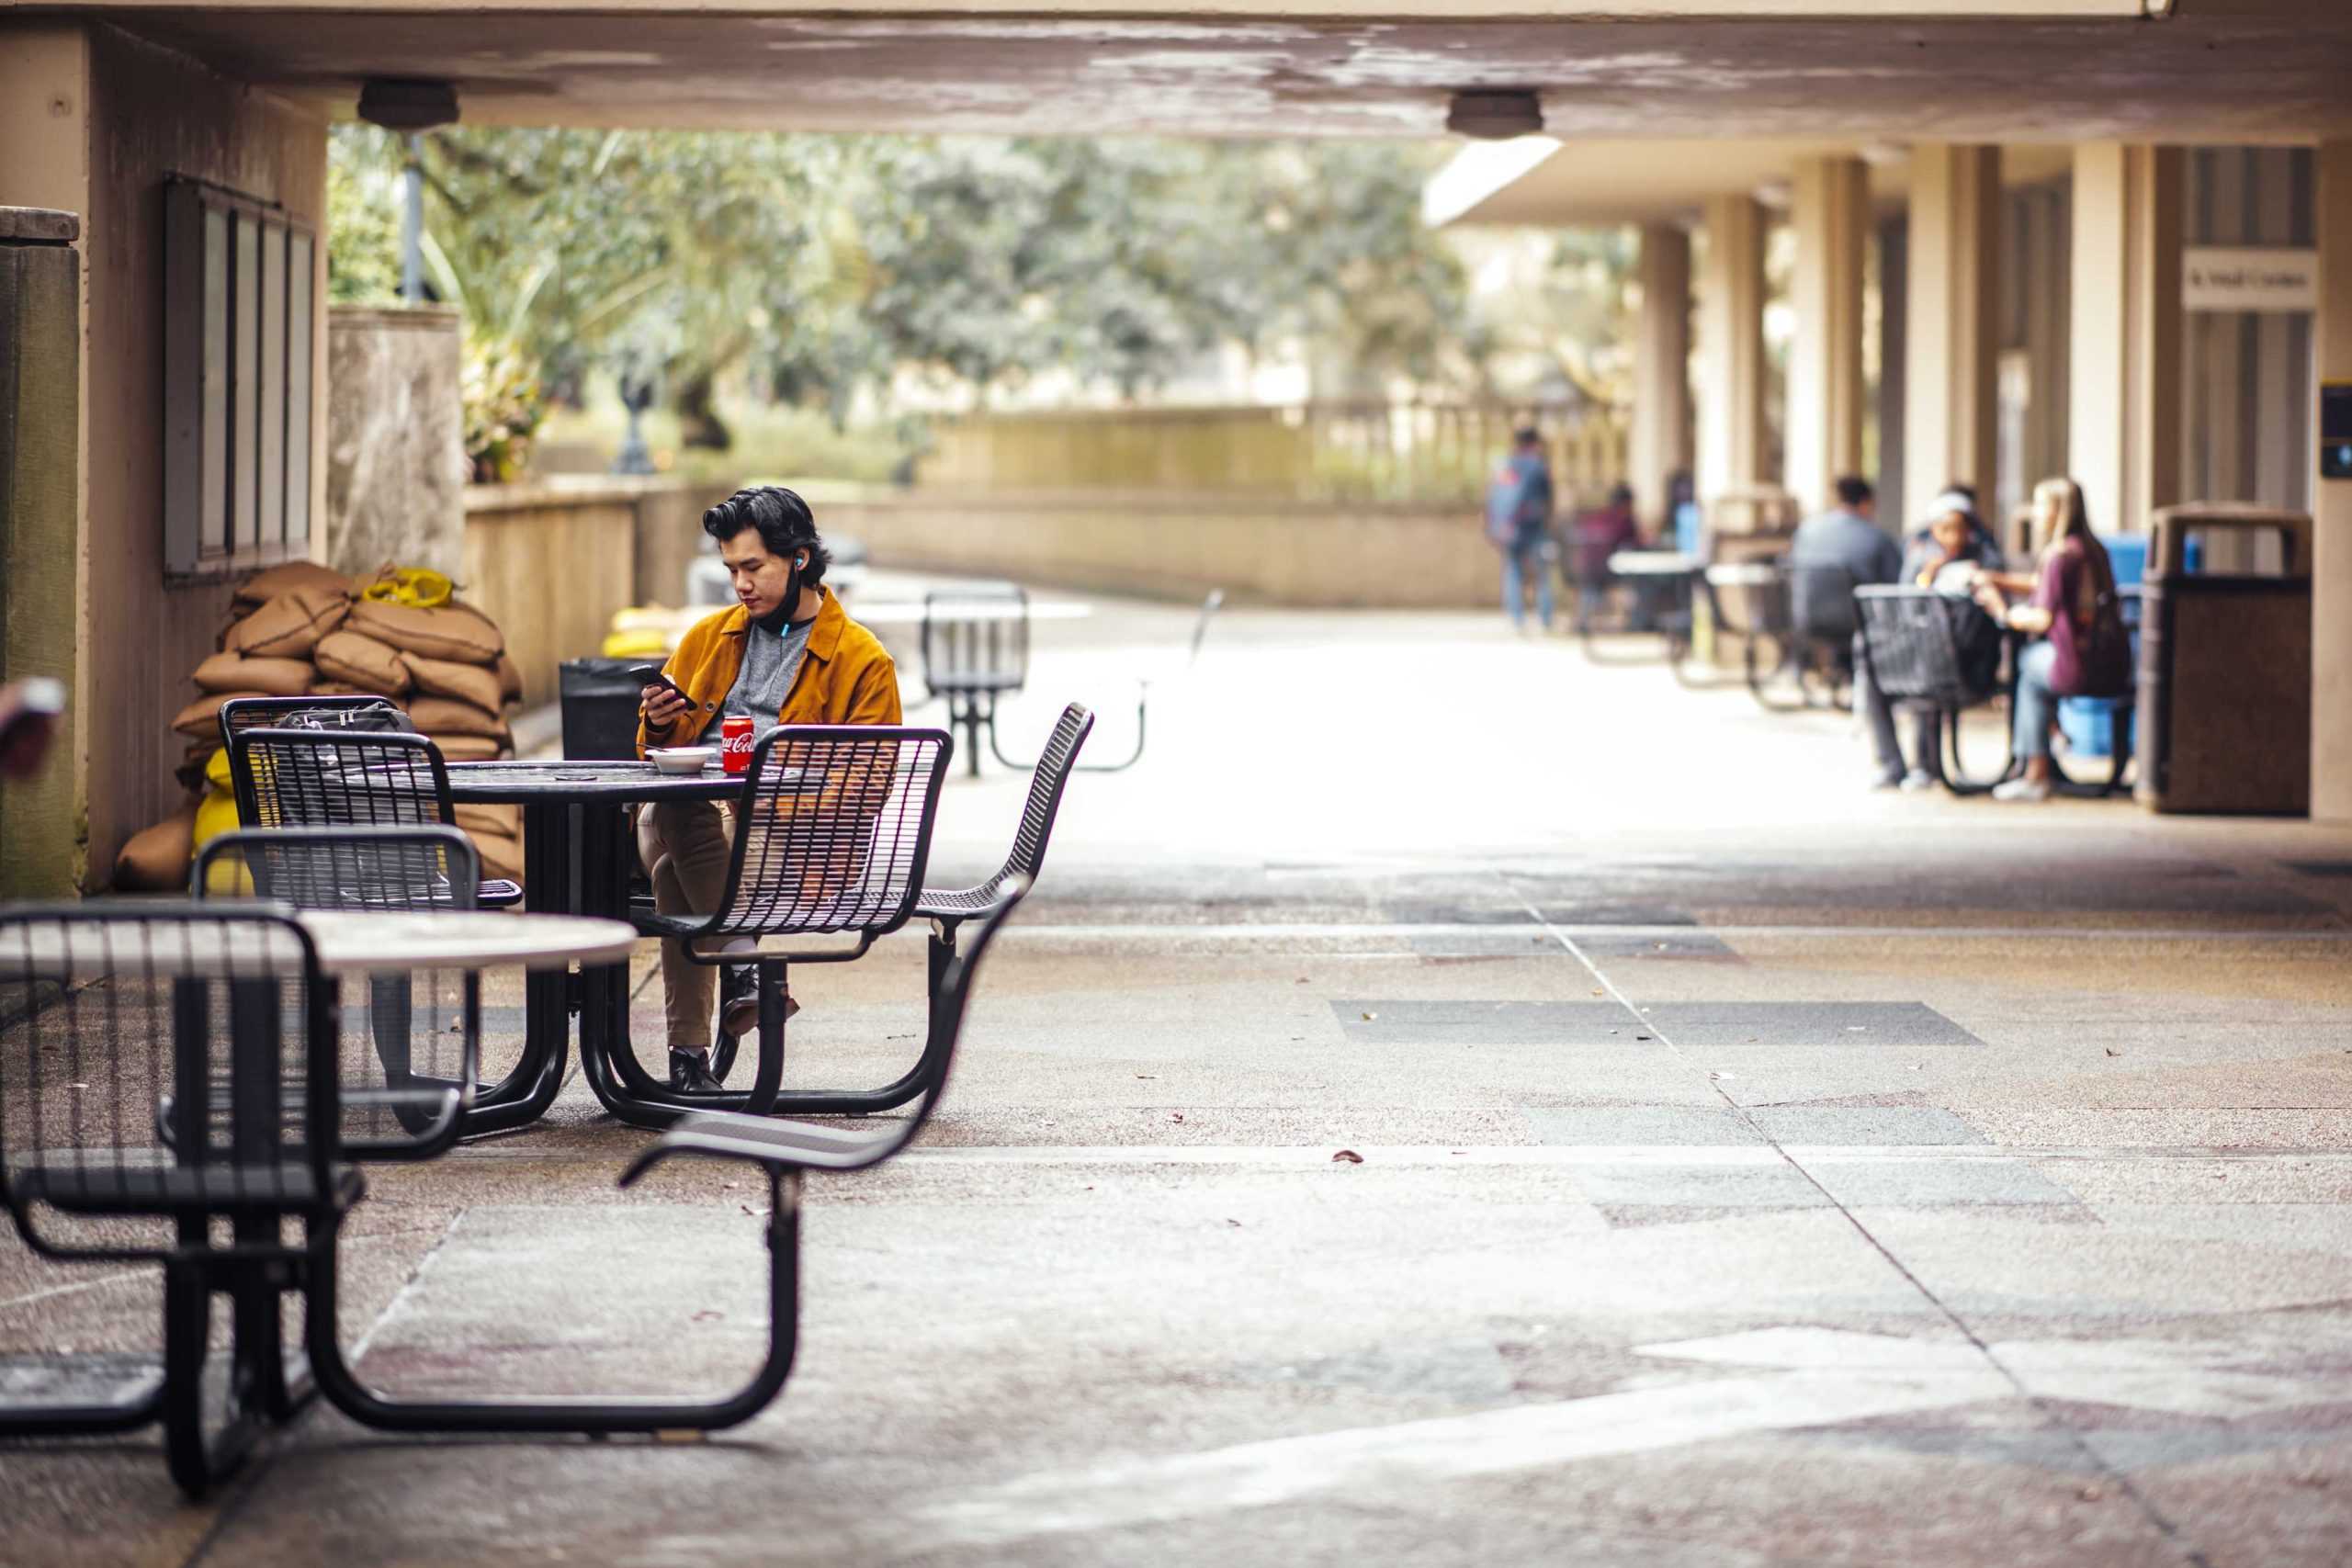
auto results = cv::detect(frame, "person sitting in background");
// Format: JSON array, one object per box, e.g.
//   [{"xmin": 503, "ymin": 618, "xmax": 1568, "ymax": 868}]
[
  {"xmin": 1791, "ymin": 479, "xmax": 1904, "ymax": 783},
  {"xmin": 1970, "ymin": 476, "xmax": 2131, "ymax": 803},
  {"xmin": 1858, "ymin": 491, "xmax": 2004, "ymax": 790},
  {"xmin": 1570, "ymin": 482, "xmax": 1640, "ymax": 633},
  {"xmin": 1905, "ymin": 487, "xmax": 2005, "ymax": 588}
]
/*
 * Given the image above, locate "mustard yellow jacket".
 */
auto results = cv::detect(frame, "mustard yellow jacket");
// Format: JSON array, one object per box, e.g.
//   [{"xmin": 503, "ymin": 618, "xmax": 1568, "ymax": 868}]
[{"xmin": 636, "ymin": 588, "xmax": 901, "ymax": 756}]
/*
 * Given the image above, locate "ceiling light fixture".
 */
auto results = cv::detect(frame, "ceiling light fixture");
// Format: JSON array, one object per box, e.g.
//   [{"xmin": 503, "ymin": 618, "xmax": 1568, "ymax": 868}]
[
  {"xmin": 358, "ymin": 78, "xmax": 460, "ymax": 134},
  {"xmin": 1446, "ymin": 90, "xmax": 1544, "ymax": 141}
]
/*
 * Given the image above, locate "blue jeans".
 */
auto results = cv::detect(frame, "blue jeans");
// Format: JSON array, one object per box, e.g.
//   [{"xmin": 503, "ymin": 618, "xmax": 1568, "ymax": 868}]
[
  {"xmin": 1503, "ymin": 539, "xmax": 1554, "ymax": 628},
  {"xmin": 2012, "ymin": 638, "xmax": 2058, "ymax": 760}
]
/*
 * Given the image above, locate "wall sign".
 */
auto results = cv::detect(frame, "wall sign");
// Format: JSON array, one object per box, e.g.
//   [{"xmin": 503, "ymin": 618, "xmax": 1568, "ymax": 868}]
[{"xmin": 2183, "ymin": 247, "xmax": 2318, "ymax": 313}]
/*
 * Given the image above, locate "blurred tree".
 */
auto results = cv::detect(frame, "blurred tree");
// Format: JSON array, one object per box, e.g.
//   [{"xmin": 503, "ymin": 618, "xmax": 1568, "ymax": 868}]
[
  {"xmin": 325, "ymin": 126, "xmax": 404, "ymax": 304},
  {"xmin": 329, "ymin": 127, "xmax": 1478, "ymax": 446}
]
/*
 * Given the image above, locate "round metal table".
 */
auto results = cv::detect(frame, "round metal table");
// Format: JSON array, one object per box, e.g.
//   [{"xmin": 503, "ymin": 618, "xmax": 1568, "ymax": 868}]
[{"xmin": 442, "ymin": 760, "xmax": 745, "ymax": 1130}]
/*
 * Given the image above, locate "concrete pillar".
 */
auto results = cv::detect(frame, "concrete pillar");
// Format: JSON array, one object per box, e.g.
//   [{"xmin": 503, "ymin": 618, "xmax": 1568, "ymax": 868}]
[
  {"xmin": 1786, "ymin": 155, "xmax": 1869, "ymax": 515},
  {"xmin": 1697, "ymin": 194, "xmax": 1769, "ymax": 503},
  {"xmin": 2313, "ymin": 141, "xmax": 2352, "ymax": 824},
  {"xmin": 1904, "ymin": 144, "xmax": 2002, "ymax": 527},
  {"xmin": 2068, "ymin": 142, "xmax": 2184, "ymax": 536},
  {"xmin": 1629, "ymin": 222, "xmax": 1693, "ymax": 529},
  {"xmin": 0, "ymin": 208, "xmax": 82, "ymax": 900}
]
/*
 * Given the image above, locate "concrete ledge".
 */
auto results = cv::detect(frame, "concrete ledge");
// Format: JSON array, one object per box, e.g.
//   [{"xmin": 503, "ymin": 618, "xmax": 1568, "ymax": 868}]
[{"xmin": 0, "ymin": 207, "xmax": 78, "ymax": 244}]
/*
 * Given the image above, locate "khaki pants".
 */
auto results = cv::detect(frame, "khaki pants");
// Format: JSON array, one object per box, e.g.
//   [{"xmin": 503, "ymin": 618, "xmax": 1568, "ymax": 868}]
[{"xmin": 636, "ymin": 799, "xmax": 736, "ymax": 1050}]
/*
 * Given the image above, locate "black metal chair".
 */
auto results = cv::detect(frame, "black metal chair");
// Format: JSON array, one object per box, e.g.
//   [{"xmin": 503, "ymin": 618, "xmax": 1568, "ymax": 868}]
[
  {"xmin": 225, "ymin": 723, "xmax": 521, "ymax": 908},
  {"xmin": 1754, "ymin": 562, "xmax": 1859, "ymax": 713},
  {"xmin": 1855, "ymin": 586, "xmax": 2012, "ymax": 795},
  {"xmin": 922, "ymin": 584, "xmax": 1028, "ymax": 778},
  {"xmin": 730, "ymin": 702, "xmax": 1090, "ymax": 1118},
  {"xmin": 0, "ymin": 903, "xmax": 347, "ymax": 1496},
  {"xmin": 619, "ymin": 725, "xmax": 953, "ymax": 1127},
  {"xmin": 192, "ymin": 826, "xmax": 481, "ymax": 1156},
  {"xmin": 988, "ymin": 591, "xmax": 1220, "ymax": 775},
  {"xmin": 306, "ymin": 881, "xmax": 1032, "ymax": 1444}
]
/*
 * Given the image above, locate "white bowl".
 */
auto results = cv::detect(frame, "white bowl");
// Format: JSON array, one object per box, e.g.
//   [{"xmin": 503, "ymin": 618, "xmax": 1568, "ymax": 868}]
[{"xmin": 649, "ymin": 746, "xmax": 718, "ymax": 775}]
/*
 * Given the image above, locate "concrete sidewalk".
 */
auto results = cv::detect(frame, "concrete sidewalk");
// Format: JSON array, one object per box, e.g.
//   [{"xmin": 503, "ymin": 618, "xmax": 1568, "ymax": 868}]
[{"xmin": 6, "ymin": 586, "xmax": 2352, "ymax": 1567}]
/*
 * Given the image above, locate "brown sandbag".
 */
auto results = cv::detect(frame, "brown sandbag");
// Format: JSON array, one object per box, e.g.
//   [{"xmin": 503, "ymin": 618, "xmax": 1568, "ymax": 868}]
[
  {"xmin": 313, "ymin": 629, "xmax": 411, "ymax": 694},
  {"xmin": 348, "ymin": 598, "xmax": 503, "ymax": 663},
  {"xmin": 232, "ymin": 560, "xmax": 351, "ymax": 612},
  {"xmin": 192, "ymin": 651, "xmax": 313, "ymax": 697},
  {"xmin": 406, "ymin": 695, "xmax": 509, "ymax": 739},
  {"xmin": 224, "ymin": 585, "xmax": 348, "ymax": 660},
  {"xmin": 428, "ymin": 732, "xmax": 503, "ymax": 763},
  {"xmin": 453, "ymin": 801, "xmax": 521, "ymax": 840},
  {"xmin": 306, "ymin": 680, "xmax": 375, "ymax": 696},
  {"xmin": 469, "ymin": 828, "xmax": 523, "ymax": 885},
  {"xmin": 402, "ymin": 652, "xmax": 504, "ymax": 714},
  {"xmin": 172, "ymin": 690, "xmax": 269, "ymax": 742},
  {"xmin": 114, "ymin": 799, "xmax": 200, "ymax": 892},
  {"xmin": 495, "ymin": 651, "xmax": 524, "ymax": 705}
]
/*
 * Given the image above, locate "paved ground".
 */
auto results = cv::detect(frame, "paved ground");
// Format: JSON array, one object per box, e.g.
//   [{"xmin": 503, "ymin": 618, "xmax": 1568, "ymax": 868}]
[{"xmin": 7, "ymin": 578, "xmax": 2352, "ymax": 1566}]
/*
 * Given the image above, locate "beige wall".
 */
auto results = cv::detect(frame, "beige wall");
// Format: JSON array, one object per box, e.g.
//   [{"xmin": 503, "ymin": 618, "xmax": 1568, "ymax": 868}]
[
  {"xmin": 0, "ymin": 20, "xmax": 327, "ymax": 886},
  {"xmin": 2314, "ymin": 141, "xmax": 2352, "ymax": 824},
  {"xmin": 813, "ymin": 490, "xmax": 1499, "ymax": 609},
  {"xmin": 462, "ymin": 480, "xmax": 642, "ymax": 708},
  {"xmin": 327, "ymin": 303, "xmax": 466, "ymax": 578}
]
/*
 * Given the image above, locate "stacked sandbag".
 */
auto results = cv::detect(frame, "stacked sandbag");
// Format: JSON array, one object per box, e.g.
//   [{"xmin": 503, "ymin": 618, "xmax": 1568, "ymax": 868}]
[{"xmin": 118, "ymin": 561, "xmax": 527, "ymax": 893}]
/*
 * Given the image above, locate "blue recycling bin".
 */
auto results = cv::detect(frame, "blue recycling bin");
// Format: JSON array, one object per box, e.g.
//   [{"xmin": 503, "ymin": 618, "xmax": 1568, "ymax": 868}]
[{"xmin": 2057, "ymin": 531, "xmax": 2143, "ymax": 759}]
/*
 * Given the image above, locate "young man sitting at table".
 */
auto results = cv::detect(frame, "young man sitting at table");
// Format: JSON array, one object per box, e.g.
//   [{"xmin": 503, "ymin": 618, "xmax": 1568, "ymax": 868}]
[{"xmin": 636, "ymin": 485, "xmax": 901, "ymax": 1094}]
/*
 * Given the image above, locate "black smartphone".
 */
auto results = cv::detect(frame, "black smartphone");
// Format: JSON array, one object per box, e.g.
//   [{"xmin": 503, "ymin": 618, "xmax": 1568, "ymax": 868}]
[{"xmin": 628, "ymin": 665, "xmax": 688, "ymax": 705}]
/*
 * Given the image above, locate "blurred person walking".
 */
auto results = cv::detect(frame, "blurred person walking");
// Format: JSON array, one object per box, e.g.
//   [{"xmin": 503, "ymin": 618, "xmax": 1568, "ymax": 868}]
[{"xmin": 1486, "ymin": 427, "xmax": 1556, "ymax": 633}]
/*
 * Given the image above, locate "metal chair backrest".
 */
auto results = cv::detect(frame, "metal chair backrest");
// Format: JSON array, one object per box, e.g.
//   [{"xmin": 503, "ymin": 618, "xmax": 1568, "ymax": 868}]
[
  {"xmin": 189, "ymin": 829, "xmax": 478, "ymax": 1158},
  {"xmin": 1789, "ymin": 563, "xmax": 1860, "ymax": 641},
  {"xmin": 705, "ymin": 726, "xmax": 951, "ymax": 942},
  {"xmin": 1188, "ymin": 590, "xmax": 1225, "ymax": 665},
  {"xmin": 921, "ymin": 584, "xmax": 1030, "ymax": 698},
  {"xmin": 195, "ymin": 824, "xmax": 478, "ymax": 914},
  {"xmin": 997, "ymin": 703, "xmax": 1093, "ymax": 888},
  {"xmin": 0, "ymin": 903, "xmax": 333, "ymax": 1256},
  {"xmin": 1855, "ymin": 587, "xmax": 2005, "ymax": 708},
  {"xmin": 229, "ymin": 727, "xmax": 455, "ymax": 832},
  {"xmin": 219, "ymin": 694, "xmax": 413, "ymax": 740}
]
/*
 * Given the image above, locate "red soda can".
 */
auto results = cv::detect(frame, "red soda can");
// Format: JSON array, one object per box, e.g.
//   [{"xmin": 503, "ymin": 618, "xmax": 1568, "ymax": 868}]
[{"xmin": 720, "ymin": 716, "xmax": 755, "ymax": 774}]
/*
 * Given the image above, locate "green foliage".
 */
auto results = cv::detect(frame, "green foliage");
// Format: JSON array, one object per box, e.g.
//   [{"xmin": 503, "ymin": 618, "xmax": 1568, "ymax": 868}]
[
  {"xmin": 326, "ymin": 126, "xmax": 404, "ymax": 304},
  {"xmin": 460, "ymin": 333, "xmax": 547, "ymax": 484},
  {"xmin": 328, "ymin": 126, "xmax": 1476, "ymax": 458}
]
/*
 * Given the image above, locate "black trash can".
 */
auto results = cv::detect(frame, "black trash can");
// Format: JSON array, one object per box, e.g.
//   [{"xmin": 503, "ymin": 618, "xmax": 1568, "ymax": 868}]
[
  {"xmin": 2136, "ymin": 504, "xmax": 2312, "ymax": 816},
  {"xmin": 559, "ymin": 657, "xmax": 650, "ymax": 761}
]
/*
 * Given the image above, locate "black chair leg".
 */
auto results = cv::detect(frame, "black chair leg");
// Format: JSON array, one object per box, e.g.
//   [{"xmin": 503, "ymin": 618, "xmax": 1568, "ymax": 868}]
[{"xmin": 161, "ymin": 1258, "xmax": 267, "ymax": 1502}]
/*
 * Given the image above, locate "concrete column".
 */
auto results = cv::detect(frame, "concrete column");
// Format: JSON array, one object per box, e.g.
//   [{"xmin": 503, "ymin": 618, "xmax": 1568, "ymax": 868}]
[
  {"xmin": 1904, "ymin": 144, "xmax": 2002, "ymax": 527},
  {"xmin": 1786, "ymin": 155, "xmax": 1869, "ymax": 515},
  {"xmin": 2068, "ymin": 142, "xmax": 2184, "ymax": 536},
  {"xmin": 1697, "ymin": 194, "xmax": 1769, "ymax": 503},
  {"xmin": 2313, "ymin": 141, "xmax": 2352, "ymax": 824},
  {"xmin": 1629, "ymin": 222, "xmax": 1693, "ymax": 529}
]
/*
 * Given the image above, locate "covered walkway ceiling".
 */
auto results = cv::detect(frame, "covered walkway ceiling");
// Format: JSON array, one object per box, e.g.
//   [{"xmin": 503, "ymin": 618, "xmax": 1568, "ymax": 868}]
[{"xmin": 32, "ymin": 2, "xmax": 2352, "ymax": 140}]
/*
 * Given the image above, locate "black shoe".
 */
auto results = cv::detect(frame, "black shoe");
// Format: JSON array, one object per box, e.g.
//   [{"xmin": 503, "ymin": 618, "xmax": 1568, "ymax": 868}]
[
  {"xmin": 718, "ymin": 963, "xmax": 797, "ymax": 1043},
  {"xmin": 668, "ymin": 1047, "xmax": 723, "ymax": 1095}
]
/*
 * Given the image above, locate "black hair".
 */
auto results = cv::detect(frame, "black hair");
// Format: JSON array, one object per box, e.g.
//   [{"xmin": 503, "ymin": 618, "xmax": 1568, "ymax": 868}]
[
  {"xmin": 1834, "ymin": 476, "xmax": 1875, "ymax": 509},
  {"xmin": 1942, "ymin": 480, "xmax": 1979, "ymax": 505},
  {"xmin": 701, "ymin": 485, "xmax": 831, "ymax": 589},
  {"xmin": 1607, "ymin": 482, "xmax": 1634, "ymax": 508},
  {"xmin": 1513, "ymin": 426, "xmax": 1543, "ymax": 448}
]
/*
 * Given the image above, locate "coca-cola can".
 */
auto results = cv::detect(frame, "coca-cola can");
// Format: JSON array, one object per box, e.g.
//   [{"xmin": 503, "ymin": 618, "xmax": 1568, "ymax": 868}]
[{"xmin": 720, "ymin": 716, "xmax": 755, "ymax": 774}]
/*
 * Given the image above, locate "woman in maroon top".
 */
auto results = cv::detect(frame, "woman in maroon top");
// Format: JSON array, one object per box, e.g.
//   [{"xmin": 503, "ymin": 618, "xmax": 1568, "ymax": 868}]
[{"xmin": 1969, "ymin": 478, "xmax": 2129, "ymax": 802}]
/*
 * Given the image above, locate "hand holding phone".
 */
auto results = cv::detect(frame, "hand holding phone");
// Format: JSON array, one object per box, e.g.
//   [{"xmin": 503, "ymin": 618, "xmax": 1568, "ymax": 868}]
[{"xmin": 630, "ymin": 664, "xmax": 691, "ymax": 733}]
